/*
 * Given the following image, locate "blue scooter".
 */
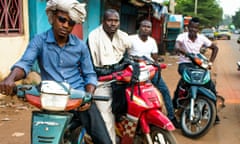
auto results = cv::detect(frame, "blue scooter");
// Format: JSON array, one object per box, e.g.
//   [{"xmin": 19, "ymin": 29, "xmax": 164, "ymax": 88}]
[
  {"xmin": 174, "ymin": 53, "xmax": 217, "ymax": 138},
  {"xmin": 15, "ymin": 80, "xmax": 108, "ymax": 144}
]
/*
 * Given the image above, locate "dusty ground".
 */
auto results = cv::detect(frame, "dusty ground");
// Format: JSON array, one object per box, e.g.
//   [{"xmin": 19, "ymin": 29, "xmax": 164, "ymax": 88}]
[{"xmin": 0, "ymin": 38, "xmax": 240, "ymax": 144}]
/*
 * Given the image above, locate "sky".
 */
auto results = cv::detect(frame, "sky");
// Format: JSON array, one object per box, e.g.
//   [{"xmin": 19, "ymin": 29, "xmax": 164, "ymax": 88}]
[{"xmin": 219, "ymin": 0, "xmax": 240, "ymax": 16}]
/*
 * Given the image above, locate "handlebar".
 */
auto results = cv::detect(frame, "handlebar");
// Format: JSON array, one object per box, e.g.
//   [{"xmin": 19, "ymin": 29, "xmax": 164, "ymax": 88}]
[
  {"xmin": 184, "ymin": 53, "xmax": 211, "ymax": 69},
  {"xmin": 98, "ymin": 62, "xmax": 167, "ymax": 82},
  {"xmin": 15, "ymin": 84, "xmax": 109, "ymax": 102},
  {"xmin": 11, "ymin": 81, "xmax": 110, "ymax": 111},
  {"xmin": 92, "ymin": 96, "xmax": 110, "ymax": 101}
]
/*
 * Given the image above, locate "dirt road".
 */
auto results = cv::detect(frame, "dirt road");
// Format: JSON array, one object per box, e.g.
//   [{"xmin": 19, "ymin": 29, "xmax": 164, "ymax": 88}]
[{"xmin": 0, "ymin": 35, "xmax": 240, "ymax": 144}]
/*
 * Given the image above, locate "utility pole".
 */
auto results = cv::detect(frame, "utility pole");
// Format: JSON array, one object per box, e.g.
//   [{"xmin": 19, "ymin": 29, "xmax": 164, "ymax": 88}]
[
  {"xmin": 169, "ymin": 0, "xmax": 175, "ymax": 14},
  {"xmin": 194, "ymin": 0, "xmax": 198, "ymax": 15}
]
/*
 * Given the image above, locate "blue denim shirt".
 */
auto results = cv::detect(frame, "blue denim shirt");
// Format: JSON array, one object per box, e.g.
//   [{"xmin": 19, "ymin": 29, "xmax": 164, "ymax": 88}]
[{"xmin": 13, "ymin": 28, "xmax": 97, "ymax": 90}]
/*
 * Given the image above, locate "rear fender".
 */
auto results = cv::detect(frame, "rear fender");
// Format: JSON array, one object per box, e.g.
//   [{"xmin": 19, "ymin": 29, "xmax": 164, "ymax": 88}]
[{"xmin": 140, "ymin": 109, "xmax": 175, "ymax": 133}]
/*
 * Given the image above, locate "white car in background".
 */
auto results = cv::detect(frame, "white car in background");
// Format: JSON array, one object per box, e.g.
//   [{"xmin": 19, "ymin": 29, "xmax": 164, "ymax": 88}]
[
  {"xmin": 234, "ymin": 29, "xmax": 240, "ymax": 34},
  {"xmin": 214, "ymin": 29, "xmax": 231, "ymax": 40},
  {"xmin": 201, "ymin": 28, "xmax": 215, "ymax": 40}
]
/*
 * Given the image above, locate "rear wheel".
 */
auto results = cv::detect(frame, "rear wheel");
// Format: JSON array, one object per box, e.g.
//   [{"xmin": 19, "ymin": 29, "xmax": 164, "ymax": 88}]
[
  {"xmin": 180, "ymin": 96, "xmax": 216, "ymax": 138},
  {"xmin": 134, "ymin": 126, "xmax": 178, "ymax": 144}
]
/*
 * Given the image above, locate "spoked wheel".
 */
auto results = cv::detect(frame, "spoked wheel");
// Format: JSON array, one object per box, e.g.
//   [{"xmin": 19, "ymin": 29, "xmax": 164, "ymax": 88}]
[
  {"xmin": 180, "ymin": 96, "xmax": 216, "ymax": 138},
  {"xmin": 134, "ymin": 126, "xmax": 178, "ymax": 144}
]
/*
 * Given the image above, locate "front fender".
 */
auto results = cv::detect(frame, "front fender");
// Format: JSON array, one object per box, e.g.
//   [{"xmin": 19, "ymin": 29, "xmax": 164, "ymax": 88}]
[
  {"xmin": 197, "ymin": 87, "xmax": 216, "ymax": 102},
  {"xmin": 140, "ymin": 109, "xmax": 175, "ymax": 133},
  {"xmin": 31, "ymin": 111, "xmax": 72, "ymax": 144}
]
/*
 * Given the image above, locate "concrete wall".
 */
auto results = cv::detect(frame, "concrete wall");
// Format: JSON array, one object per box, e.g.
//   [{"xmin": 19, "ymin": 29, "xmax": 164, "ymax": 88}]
[
  {"xmin": 82, "ymin": 0, "xmax": 101, "ymax": 41},
  {"xmin": 0, "ymin": 1, "xmax": 29, "ymax": 78}
]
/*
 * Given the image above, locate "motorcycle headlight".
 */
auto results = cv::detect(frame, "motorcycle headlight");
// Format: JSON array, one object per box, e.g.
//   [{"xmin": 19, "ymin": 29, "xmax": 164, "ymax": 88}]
[
  {"xmin": 40, "ymin": 80, "xmax": 71, "ymax": 111},
  {"xmin": 138, "ymin": 69, "xmax": 150, "ymax": 82},
  {"xmin": 41, "ymin": 93, "xmax": 69, "ymax": 111}
]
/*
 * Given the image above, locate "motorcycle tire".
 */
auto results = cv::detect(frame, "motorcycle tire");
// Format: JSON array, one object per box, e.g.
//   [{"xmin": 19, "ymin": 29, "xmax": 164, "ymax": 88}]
[
  {"xmin": 180, "ymin": 95, "xmax": 216, "ymax": 138},
  {"xmin": 62, "ymin": 126, "xmax": 91, "ymax": 144},
  {"xmin": 134, "ymin": 126, "xmax": 178, "ymax": 144}
]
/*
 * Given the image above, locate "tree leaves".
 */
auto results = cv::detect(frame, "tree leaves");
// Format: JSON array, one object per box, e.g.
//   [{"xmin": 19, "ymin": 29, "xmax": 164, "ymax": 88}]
[{"xmin": 175, "ymin": 0, "xmax": 222, "ymax": 28}]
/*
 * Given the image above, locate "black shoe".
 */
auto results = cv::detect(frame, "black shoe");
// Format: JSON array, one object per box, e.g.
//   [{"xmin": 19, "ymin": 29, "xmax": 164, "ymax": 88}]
[
  {"xmin": 171, "ymin": 117, "xmax": 180, "ymax": 129},
  {"xmin": 215, "ymin": 115, "xmax": 220, "ymax": 124},
  {"xmin": 172, "ymin": 98, "xmax": 178, "ymax": 109}
]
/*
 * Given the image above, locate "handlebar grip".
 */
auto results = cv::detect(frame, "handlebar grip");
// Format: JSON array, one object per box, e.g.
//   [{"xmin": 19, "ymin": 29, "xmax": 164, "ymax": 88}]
[
  {"xmin": 160, "ymin": 63, "xmax": 167, "ymax": 69},
  {"xmin": 98, "ymin": 74, "xmax": 113, "ymax": 81},
  {"xmin": 15, "ymin": 85, "xmax": 34, "ymax": 98},
  {"xmin": 92, "ymin": 95, "xmax": 110, "ymax": 101}
]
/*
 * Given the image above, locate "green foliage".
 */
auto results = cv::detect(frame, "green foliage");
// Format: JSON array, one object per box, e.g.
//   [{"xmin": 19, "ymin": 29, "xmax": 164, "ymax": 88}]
[
  {"xmin": 175, "ymin": 0, "xmax": 223, "ymax": 28},
  {"xmin": 232, "ymin": 10, "xmax": 240, "ymax": 28}
]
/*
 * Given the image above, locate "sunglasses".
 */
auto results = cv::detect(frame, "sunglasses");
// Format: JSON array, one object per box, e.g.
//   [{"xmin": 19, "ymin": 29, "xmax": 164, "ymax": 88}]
[{"xmin": 57, "ymin": 16, "xmax": 76, "ymax": 27}]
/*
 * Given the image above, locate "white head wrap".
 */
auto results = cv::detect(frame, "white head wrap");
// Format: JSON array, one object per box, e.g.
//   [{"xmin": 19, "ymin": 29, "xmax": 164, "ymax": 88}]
[{"xmin": 46, "ymin": 0, "xmax": 86, "ymax": 24}]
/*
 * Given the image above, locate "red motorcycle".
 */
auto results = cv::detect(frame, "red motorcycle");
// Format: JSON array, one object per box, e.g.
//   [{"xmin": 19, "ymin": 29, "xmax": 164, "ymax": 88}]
[{"xmin": 98, "ymin": 56, "xmax": 178, "ymax": 144}]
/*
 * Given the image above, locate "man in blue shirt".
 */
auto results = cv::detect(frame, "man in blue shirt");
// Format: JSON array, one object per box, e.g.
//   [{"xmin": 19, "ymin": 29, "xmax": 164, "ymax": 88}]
[{"xmin": 0, "ymin": 0, "xmax": 112, "ymax": 143}]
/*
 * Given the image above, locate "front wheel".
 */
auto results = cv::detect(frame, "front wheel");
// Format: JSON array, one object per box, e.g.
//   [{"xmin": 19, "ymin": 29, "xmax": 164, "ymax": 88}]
[
  {"xmin": 63, "ymin": 126, "xmax": 92, "ymax": 144},
  {"xmin": 134, "ymin": 126, "xmax": 178, "ymax": 144},
  {"xmin": 180, "ymin": 96, "xmax": 216, "ymax": 138}
]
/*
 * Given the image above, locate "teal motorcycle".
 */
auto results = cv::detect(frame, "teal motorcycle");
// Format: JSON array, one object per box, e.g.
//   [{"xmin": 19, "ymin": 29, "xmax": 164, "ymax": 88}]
[
  {"xmin": 15, "ymin": 80, "xmax": 108, "ymax": 144},
  {"xmin": 174, "ymin": 53, "xmax": 217, "ymax": 138}
]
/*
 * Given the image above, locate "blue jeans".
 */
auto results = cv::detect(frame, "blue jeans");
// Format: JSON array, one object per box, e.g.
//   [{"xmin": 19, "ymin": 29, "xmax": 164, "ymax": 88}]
[{"xmin": 152, "ymin": 72, "xmax": 175, "ymax": 120}]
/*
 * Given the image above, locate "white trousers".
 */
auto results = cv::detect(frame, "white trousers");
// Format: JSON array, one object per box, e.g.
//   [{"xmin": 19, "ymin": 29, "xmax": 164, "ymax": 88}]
[{"xmin": 94, "ymin": 83, "xmax": 116, "ymax": 144}]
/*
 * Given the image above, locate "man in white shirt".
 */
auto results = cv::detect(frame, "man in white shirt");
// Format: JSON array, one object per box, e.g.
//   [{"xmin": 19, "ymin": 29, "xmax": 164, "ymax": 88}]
[
  {"xmin": 128, "ymin": 32, "xmax": 158, "ymax": 61},
  {"xmin": 88, "ymin": 9, "xmax": 131, "ymax": 144},
  {"xmin": 174, "ymin": 17, "xmax": 220, "ymax": 123},
  {"xmin": 128, "ymin": 19, "xmax": 179, "ymax": 128}
]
